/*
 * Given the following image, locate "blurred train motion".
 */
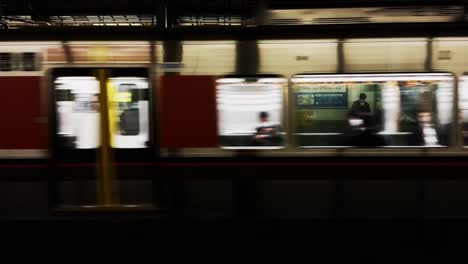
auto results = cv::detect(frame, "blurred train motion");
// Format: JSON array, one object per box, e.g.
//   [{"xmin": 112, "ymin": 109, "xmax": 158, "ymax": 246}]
[
  {"xmin": 1, "ymin": 39, "xmax": 467, "ymax": 158},
  {"xmin": 3, "ymin": 35, "xmax": 468, "ymax": 217}
]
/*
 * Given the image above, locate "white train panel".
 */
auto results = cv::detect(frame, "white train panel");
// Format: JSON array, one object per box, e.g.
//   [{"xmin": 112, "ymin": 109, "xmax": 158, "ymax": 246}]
[
  {"xmin": 258, "ymin": 40, "xmax": 338, "ymax": 77},
  {"xmin": 344, "ymin": 38, "xmax": 427, "ymax": 72},
  {"xmin": 181, "ymin": 41, "xmax": 236, "ymax": 75},
  {"xmin": 433, "ymin": 38, "xmax": 468, "ymax": 76}
]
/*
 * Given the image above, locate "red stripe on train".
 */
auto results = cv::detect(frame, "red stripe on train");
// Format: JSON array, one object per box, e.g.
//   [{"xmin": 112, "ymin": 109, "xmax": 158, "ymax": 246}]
[{"xmin": 1, "ymin": 161, "xmax": 468, "ymax": 168}]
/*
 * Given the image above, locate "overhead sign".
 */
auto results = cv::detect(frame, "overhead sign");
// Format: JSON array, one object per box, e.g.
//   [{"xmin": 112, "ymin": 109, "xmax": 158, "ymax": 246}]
[{"xmin": 295, "ymin": 85, "xmax": 348, "ymax": 108}]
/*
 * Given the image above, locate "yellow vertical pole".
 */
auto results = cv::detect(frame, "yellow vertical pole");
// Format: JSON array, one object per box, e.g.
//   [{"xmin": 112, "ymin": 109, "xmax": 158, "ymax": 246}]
[
  {"xmin": 97, "ymin": 69, "xmax": 119, "ymax": 206},
  {"xmin": 106, "ymin": 76, "xmax": 119, "ymax": 205}
]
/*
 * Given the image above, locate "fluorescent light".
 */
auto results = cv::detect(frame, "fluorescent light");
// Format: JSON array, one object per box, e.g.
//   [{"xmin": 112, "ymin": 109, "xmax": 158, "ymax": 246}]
[
  {"xmin": 295, "ymin": 133, "xmax": 342, "ymax": 135},
  {"xmin": 221, "ymin": 146, "xmax": 285, "ymax": 150},
  {"xmin": 217, "ymin": 78, "xmax": 245, "ymax": 83},
  {"xmin": 294, "ymin": 73, "xmax": 452, "ymax": 78},
  {"xmin": 292, "ymin": 74, "xmax": 454, "ymax": 83},
  {"xmin": 257, "ymin": 78, "xmax": 287, "ymax": 83},
  {"xmin": 299, "ymin": 146, "xmax": 351, "ymax": 148}
]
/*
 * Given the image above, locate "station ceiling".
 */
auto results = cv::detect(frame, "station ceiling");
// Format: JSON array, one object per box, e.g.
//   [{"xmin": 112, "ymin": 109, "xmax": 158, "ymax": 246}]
[
  {"xmin": 3, "ymin": 0, "xmax": 253, "ymax": 16},
  {"xmin": 0, "ymin": 0, "xmax": 463, "ymax": 28},
  {"xmin": 2, "ymin": 0, "xmax": 462, "ymax": 16}
]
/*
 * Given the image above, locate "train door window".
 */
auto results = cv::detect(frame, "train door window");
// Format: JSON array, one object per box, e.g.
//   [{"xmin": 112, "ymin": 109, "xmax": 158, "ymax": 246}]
[
  {"xmin": 107, "ymin": 77, "xmax": 150, "ymax": 149},
  {"xmin": 292, "ymin": 73, "xmax": 454, "ymax": 148},
  {"xmin": 54, "ymin": 76, "xmax": 101, "ymax": 149},
  {"xmin": 0, "ymin": 53, "xmax": 12, "ymax": 71},
  {"xmin": 216, "ymin": 76, "xmax": 286, "ymax": 149}
]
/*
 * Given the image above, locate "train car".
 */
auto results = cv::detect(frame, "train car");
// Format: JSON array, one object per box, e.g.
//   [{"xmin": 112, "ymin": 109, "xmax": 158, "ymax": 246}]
[{"xmin": 2, "ymin": 29, "xmax": 468, "ymax": 221}]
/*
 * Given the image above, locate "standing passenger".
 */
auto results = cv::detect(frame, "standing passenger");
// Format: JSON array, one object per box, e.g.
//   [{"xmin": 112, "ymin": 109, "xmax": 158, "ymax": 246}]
[{"xmin": 349, "ymin": 93, "xmax": 372, "ymax": 127}]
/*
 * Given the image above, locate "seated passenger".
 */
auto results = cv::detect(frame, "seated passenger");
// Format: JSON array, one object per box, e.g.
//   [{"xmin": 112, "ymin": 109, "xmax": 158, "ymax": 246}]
[{"xmin": 251, "ymin": 111, "xmax": 282, "ymax": 146}]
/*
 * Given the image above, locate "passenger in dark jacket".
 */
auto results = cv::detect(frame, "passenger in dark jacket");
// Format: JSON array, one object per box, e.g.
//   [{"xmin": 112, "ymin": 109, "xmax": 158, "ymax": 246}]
[
  {"xmin": 346, "ymin": 94, "xmax": 385, "ymax": 147},
  {"xmin": 349, "ymin": 93, "xmax": 371, "ymax": 124}
]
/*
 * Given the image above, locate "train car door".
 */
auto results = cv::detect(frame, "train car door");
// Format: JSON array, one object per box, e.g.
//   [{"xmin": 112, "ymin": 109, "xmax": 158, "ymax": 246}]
[{"xmin": 50, "ymin": 68, "xmax": 155, "ymax": 210}]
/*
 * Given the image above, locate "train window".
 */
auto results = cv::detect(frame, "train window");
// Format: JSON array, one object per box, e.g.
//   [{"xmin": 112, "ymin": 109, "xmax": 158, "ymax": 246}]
[
  {"xmin": 11, "ymin": 53, "xmax": 22, "ymax": 71},
  {"xmin": 292, "ymin": 73, "xmax": 454, "ymax": 148},
  {"xmin": 21, "ymin": 52, "xmax": 40, "ymax": 71},
  {"xmin": 459, "ymin": 75, "xmax": 468, "ymax": 146},
  {"xmin": 217, "ymin": 76, "xmax": 286, "ymax": 149},
  {"xmin": 55, "ymin": 77, "xmax": 101, "ymax": 149},
  {"xmin": 0, "ymin": 52, "xmax": 41, "ymax": 71},
  {"xmin": 0, "ymin": 53, "xmax": 12, "ymax": 71},
  {"xmin": 108, "ymin": 77, "xmax": 150, "ymax": 149}
]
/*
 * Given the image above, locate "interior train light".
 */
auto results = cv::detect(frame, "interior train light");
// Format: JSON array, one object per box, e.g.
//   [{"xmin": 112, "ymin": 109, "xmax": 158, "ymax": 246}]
[
  {"xmin": 257, "ymin": 78, "xmax": 287, "ymax": 83},
  {"xmin": 291, "ymin": 74, "xmax": 454, "ymax": 83},
  {"xmin": 293, "ymin": 73, "xmax": 452, "ymax": 78},
  {"xmin": 55, "ymin": 76, "xmax": 97, "ymax": 81},
  {"xmin": 216, "ymin": 78, "xmax": 245, "ymax": 83}
]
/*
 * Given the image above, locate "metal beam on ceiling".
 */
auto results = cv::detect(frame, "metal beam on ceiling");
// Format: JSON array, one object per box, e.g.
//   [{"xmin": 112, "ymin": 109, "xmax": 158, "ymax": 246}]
[
  {"xmin": 266, "ymin": 0, "xmax": 464, "ymax": 8},
  {"xmin": 2, "ymin": 1, "xmax": 463, "ymax": 15},
  {"xmin": 2, "ymin": 0, "xmax": 254, "ymax": 15},
  {"xmin": 0, "ymin": 0, "xmax": 465, "ymax": 29},
  {"xmin": 2, "ymin": 22, "xmax": 468, "ymax": 41}
]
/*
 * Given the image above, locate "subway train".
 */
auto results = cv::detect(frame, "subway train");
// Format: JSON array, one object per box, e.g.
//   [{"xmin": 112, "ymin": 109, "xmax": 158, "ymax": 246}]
[
  {"xmin": 3, "ymin": 32, "xmax": 468, "ymax": 219},
  {"xmin": 2, "ymin": 38, "xmax": 467, "ymax": 158}
]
